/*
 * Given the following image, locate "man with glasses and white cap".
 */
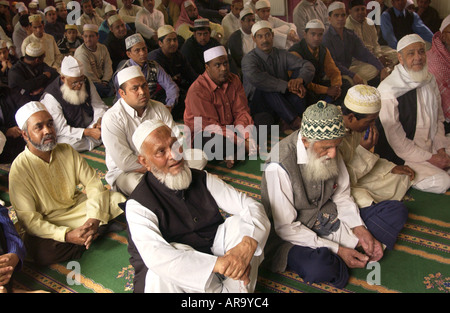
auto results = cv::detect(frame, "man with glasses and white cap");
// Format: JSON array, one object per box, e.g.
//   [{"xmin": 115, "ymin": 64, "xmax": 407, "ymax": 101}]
[
  {"xmin": 9, "ymin": 101, "xmax": 125, "ymax": 266},
  {"xmin": 241, "ymin": 20, "xmax": 315, "ymax": 133},
  {"xmin": 375, "ymin": 34, "xmax": 450, "ymax": 194},
  {"xmin": 125, "ymin": 119, "xmax": 270, "ymax": 293},
  {"xmin": 40, "ymin": 55, "xmax": 108, "ymax": 152},
  {"xmin": 102, "ymin": 65, "xmax": 206, "ymax": 196},
  {"xmin": 114, "ymin": 33, "xmax": 179, "ymax": 116},
  {"xmin": 184, "ymin": 45, "xmax": 257, "ymax": 169}
]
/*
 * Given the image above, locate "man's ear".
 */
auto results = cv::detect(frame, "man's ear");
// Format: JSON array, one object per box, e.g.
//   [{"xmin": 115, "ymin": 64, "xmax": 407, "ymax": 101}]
[
  {"xmin": 137, "ymin": 155, "xmax": 150, "ymax": 172},
  {"xmin": 301, "ymin": 137, "xmax": 310, "ymax": 149}
]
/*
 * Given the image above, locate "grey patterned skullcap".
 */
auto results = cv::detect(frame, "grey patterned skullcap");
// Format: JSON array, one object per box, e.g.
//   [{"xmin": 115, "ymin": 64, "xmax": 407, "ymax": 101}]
[{"xmin": 300, "ymin": 101, "xmax": 346, "ymax": 141}]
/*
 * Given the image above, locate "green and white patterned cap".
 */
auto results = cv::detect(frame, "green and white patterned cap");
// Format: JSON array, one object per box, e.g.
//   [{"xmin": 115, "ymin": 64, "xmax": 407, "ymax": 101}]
[{"xmin": 300, "ymin": 101, "xmax": 346, "ymax": 141}]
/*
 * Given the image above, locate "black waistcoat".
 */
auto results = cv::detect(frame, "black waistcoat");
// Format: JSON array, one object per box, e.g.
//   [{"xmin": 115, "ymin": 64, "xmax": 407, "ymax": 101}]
[
  {"xmin": 289, "ymin": 39, "xmax": 327, "ymax": 86},
  {"xmin": 388, "ymin": 7, "xmax": 414, "ymax": 41}
]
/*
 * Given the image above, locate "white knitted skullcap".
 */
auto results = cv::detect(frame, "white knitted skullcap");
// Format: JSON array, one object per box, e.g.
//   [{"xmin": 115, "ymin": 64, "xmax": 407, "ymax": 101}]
[
  {"xmin": 61, "ymin": 55, "xmax": 84, "ymax": 77},
  {"xmin": 117, "ymin": 65, "xmax": 144, "ymax": 86},
  {"xmin": 83, "ymin": 24, "xmax": 98, "ymax": 33},
  {"xmin": 157, "ymin": 25, "xmax": 176, "ymax": 38},
  {"xmin": 440, "ymin": 14, "xmax": 450, "ymax": 33},
  {"xmin": 255, "ymin": 0, "xmax": 270, "ymax": 10},
  {"xmin": 327, "ymin": 1, "xmax": 345, "ymax": 14},
  {"xmin": 132, "ymin": 119, "xmax": 167, "ymax": 151},
  {"xmin": 15, "ymin": 101, "xmax": 48, "ymax": 130},
  {"xmin": 344, "ymin": 85, "xmax": 381, "ymax": 114},
  {"xmin": 204, "ymin": 46, "xmax": 227, "ymax": 63},
  {"xmin": 105, "ymin": 3, "xmax": 116, "ymax": 13},
  {"xmin": 107, "ymin": 14, "xmax": 122, "ymax": 26},
  {"xmin": 25, "ymin": 42, "xmax": 44, "ymax": 57},
  {"xmin": 305, "ymin": 19, "xmax": 325, "ymax": 30},
  {"xmin": 396, "ymin": 34, "xmax": 425, "ymax": 52},
  {"xmin": 125, "ymin": 33, "xmax": 144, "ymax": 50},
  {"xmin": 28, "ymin": 1, "xmax": 38, "ymax": 8},
  {"xmin": 251, "ymin": 20, "xmax": 272, "ymax": 36},
  {"xmin": 239, "ymin": 7, "xmax": 253, "ymax": 20},
  {"xmin": 183, "ymin": 0, "xmax": 194, "ymax": 8},
  {"xmin": 44, "ymin": 6, "xmax": 55, "ymax": 13}
]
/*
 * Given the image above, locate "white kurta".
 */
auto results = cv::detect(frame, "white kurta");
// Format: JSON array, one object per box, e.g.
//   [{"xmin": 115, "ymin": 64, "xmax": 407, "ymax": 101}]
[
  {"xmin": 126, "ymin": 171, "xmax": 270, "ymax": 293},
  {"xmin": 221, "ymin": 12, "xmax": 240, "ymax": 43},
  {"xmin": 135, "ymin": 7, "xmax": 165, "ymax": 39},
  {"xmin": 40, "ymin": 79, "xmax": 109, "ymax": 152},
  {"xmin": 263, "ymin": 133, "xmax": 364, "ymax": 254},
  {"xmin": 21, "ymin": 33, "xmax": 63, "ymax": 71}
]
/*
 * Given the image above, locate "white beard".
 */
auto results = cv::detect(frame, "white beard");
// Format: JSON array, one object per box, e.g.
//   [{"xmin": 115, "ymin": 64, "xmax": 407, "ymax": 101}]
[
  {"xmin": 303, "ymin": 146, "xmax": 340, "ymax": 182},
  {"xmin": 404, "ymin": 63, "xmax": 430, "ymax": 83},
  {"xmin": 60, "ymin": 83, "xmax": 89, "ymax": 106},
  {"xmin": 152, "ymin": 162, "xmax": 193, "ymax": 191}
]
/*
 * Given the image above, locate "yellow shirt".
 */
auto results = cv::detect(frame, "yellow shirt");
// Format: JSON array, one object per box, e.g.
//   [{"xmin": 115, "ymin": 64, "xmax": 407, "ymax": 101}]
[{"xmin": 9, "ymin": 144, "xmax": 125, "ymax": 242}]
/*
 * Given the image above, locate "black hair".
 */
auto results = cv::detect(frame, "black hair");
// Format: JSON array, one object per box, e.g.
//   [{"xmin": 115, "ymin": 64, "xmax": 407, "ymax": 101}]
[{"xmin": 340, "ymin": 103, "xmax": 368, "ymax": 120}]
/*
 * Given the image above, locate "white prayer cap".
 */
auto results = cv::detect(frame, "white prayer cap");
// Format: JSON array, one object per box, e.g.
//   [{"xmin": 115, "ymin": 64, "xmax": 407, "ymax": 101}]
[
  {"xmin": 29, "ymin": 14, "xmax": 42, "ymax": 23},
  {"xmin": 61, "ymin": 56, "xmax": 84, "ymax": 77},
  {"xmin": 327, "ymin": 1, "xmax": 345, "ymax": 14},
  {"xmin": 105, "ymin": 3, "xmax": 116, "ymax": 13},
  {"xmin": 25, "ymin": 42, "xmax": 44, "ymax": 57},
  {"xmin": 107, "ymin": 14, "xmax": 122, "ymax": 27},
  {"xmin": 15, "ymin": 2, "xmax": 25, "ymax": 9},
  {"xmin": 440, "ymin": 14, "xmax": 450, "ymax": 33},
  {"xmin": 204, "ymin": 46, "xmax": 227, "ymax": 63},
  {"xmin": 15, "ymin": 101, "xmax": 48, "ymax": 130},
  {"xmin": 157, "ymin": 25, "xmax": 176, "ymax": 38},
  {"xmin": 305, "ymin": 19, "xmax": 325, "ymax": 30},
  {"xmin": 125, "ymin": 33, "xmax": 144, "ymax": 50},
  {"xmin": 255, "ymin": 0, "xmax": 270, "ymax": 10},
  {"xmin": 183, "ymin": 0, "xmax": 194, "ymax": 8},
  {"xmin": 117, "ymin": 65, "xmax": 144, "ymax": 86},
  {"xmin": 239, "ymin": 7, "xmax": 254, "ymax": 20},
  {"xmin": 28, "ymin": 1, "xmax": 38, "ymax": 8},
  {"xmin": 18, "ymin": 4, "xmax": 27, "ymax": 13},
  {"xmin": 44, "ymin": 6, "xmax": 55, "ymax": 14},
  {"xmin": 396, "ymin": 34, "xmax": 425, "ymax": 52},
  {"xmin": 0, "ymin": 1, "xmax": 9, "ymax": 7},
  {"xmin": 83, "ymin": 24, "xmax": 98, "ymax": 33},
  {"xmin": 344, "ymin": 85, "xmax": 381, "ymax": 114},
  {"xmin": 251, "ymin": 20, "xmax": 272, "ymax": 36},
  {"xmin": 0, "ymin": 40, "xmax": 6, "ymax": 49},
  {"xmin": 132, "ymin": 119, "xmax": 167, "ymax": 151}
]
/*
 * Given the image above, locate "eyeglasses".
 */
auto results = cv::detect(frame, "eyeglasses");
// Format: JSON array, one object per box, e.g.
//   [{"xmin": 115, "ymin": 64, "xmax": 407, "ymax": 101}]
[{"xmin": 70, "ymin": 77, "xmax": 86, "ymax": 88}]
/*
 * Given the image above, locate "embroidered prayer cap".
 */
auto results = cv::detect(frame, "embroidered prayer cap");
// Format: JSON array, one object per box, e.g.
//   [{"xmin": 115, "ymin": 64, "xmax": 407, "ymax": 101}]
[
  {"xmin": 204, "ymin": 46, "xmax": 227, "ymax": 63},
  {"xmin": 25, "ymin": 42, "xmax": 44, "ymax": 57},
  {"xmin": 255, "ymin": 0, "xmax": 270, "ymax": 10},
  {"xmin": 15, "ymin": 101, "xmax": 48, "ymax": 130},
  {"xmin": 44, "ymin": 6, "xmax": 56, "ymax": 14},
  {"xmin": 300, "ymin": 101, "xmax": 346, "ymax": 141},
  {"xmin": 65, "ymin": 24, "xmax": 78, "ymax": 31},
  {"xmin": 83, "ymin": 24, "xmax": 99, "ymax": 33},
  {"xmin": 117, "ymin": 65, "xmax": 144, "ymax": 86},
  {"xmin": 184, "ymin": 0, "xmax": 194, "ymax": 8},
  {"xmin": 28, "ymin": 14, "xmax": 42, "ymax": 23},
  {"xmin": 305, "ymin": 19, "xmax": 325, "ymax": 30},
  {"xmin": 157, "ymin": 25, "xmax": 176, "ymax": 38},
  {"xmin": 327, "ymin": 1, "xmax": 345, "ymax": 14},
  {"xmin": 396, "ymin": 34, "xmax": 425, "ymax": 52},
  {"xmin": 105, "ymin": 3, "xmax": 116, "ymax": 13},
  {"xmin": 440, "ymin": 14, "xmax": 450, "ymax": 33},
  {"xmin": 107, "ymin": 14, "xmax": 122, "ymax": 27},
  {"xmin": 239, "ymin": 7, "xmax": 254, "ymax": 20},
  {"xmin": 251, "ymin": 20, "xmax": 272, "ymax": 36},
  {"xmin": 61, "ymin": 56, "xmax": 84, "ymax": 77},
  {"xmin": 125, "ymin": 33, "xmax": 144, "ymax": 50},
  {"xmin": 344, "ymin": 85, "xmax": 381, "ymax": 114},
  {"xmin": 132, "ymin": 119, "xmax": 167, "ymax": 151},
  {"xmin": 193, "ymin": 18, "xmax": 210, "ymax": 29}
]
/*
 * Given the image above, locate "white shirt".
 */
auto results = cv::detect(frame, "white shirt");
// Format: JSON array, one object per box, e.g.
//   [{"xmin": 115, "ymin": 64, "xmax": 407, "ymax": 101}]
[
  {"xmin": 101, "ymin": 98, "xmax": 180, "ymax": 188},
  {"xmin": 126, "ymin": 170, "xmax": 270, "ymax": 292},
  {"xmin": 221, "ymin": 12, "xmax": 240, "ymax": 43},
  {"xmin": 263, "ymin": 133, "xmax": 364, "ymax": 254},
  {"xmin": 135, "ymin": 7, "xmax": 165, "ymax": 39},
  {"xmin": 256, "ymin": 15, "xmax": 298, "ymax": 49}
]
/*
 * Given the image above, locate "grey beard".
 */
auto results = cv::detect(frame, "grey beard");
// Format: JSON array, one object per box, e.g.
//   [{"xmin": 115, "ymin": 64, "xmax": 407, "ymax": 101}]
[
  {"xmin": 60, "ymin": 83, "xmax": 88, "ymax": 105},
  {"xmin": 151, "ymin": 162, "xmax": 193, "ymax": 191},
  {"xmin": 404, "ymin": 63, "xmax": 430, "ymax": 83},
  {"xmin": 303, "ymin": 147, "xmax": 340, "ymax": 183},
  {"xmin": 28, "ymin": 133, "xmax": 57, "ymax": 152}
]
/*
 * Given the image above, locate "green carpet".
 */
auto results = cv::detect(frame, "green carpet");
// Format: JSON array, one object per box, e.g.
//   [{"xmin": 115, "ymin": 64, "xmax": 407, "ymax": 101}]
[{"xmin": 1, "ymin": 143, "xmax": 449, "ymax": 294}]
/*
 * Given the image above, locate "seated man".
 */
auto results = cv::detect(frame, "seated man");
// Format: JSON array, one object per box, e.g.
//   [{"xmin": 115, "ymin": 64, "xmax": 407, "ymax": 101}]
[
  {"xmin": 8, "ymin": 42, "xmax": 59, "ymax": 103},
  {"xmin": 98, "ymin": 4, "xmax": 120, "ymax": 44},
  {"xmin": 227, "ymin": 7, "xmax": 256, "ymax": 75},
  {"xmin": 114, "ymin": 33, "xmax": 179, "ymax": 114},
  {"xmin": 74, "ymin": 24, "xmax": 114, "ymax": 98},
  {"xmin": 293, "ymin": 0, "xmax": 330, "ymax": 39},
  {"xmin": 427, "ymin": 15, "xmax": 450, "ymax": 134},
  {"xmin": 43, "ymin": 6, "xmax": 65, "ymax": 43},
  {"xmin": 77, "ymin": 0, "xmax": 104, "ymax": 32},
  {"xmin": 221, "ymin": 0, "xmax": 244, "ymax": 43},
  {"xmin": 254, "ymin": 0, "xmax": 300, "ymax": 49},
  {"xmin": 289, "ymin": 19, "xmax": 349, "ymax": 106},
  {"xmin": 0, "ymin": 39, "xmax": 18, "ymax": 85},
  {"xmin": 180, "ymin": 18, "xmax": 222, "ymax": 76},
  {"xmin": 126, "ymin": 119, "xmax": 270, "ymax": 293},
  {"xmin": 345, "ymin": 0, "xmax": 398, "ymax": 71},
  {"xmin": 41, "ymin": 56, "xmax": 108, "ymax": 152},
  {"xmin": 57, "ymin": 24, "xmax": 84, "ymax": 56},
  {"xmin": 21, "ymin": 14, "xmax": 63, "ymax": 72},
  {"xmin": 241, "ymin": 21, "xmax": 315, "ymax": 133},
  {"xmin": 175, "ymin": 0, "xmax": 224, "ymax": 42},
  {"xmin": 184, "ymin": 46, "xmax": 257, "ymax": 168},
  {"xmin": 376, "ymin": 34, "xmax": 450, "ymax": 194},
  {"xmin": 55, "ymin": 1, "xmax": 68, "ymax": 24},
  {"xmin": 148, "ymin": 25, "xmax": 199, "ymax": 120},
  {"xmin": 9, "ymin": 101, "xmax": 125, "ymax": 266},
  {"xmin": 380, "ymin": 0, "xmax": 433, "ymax": 50},
  {"xmin": 415, "ymin": 0, "xmax": 441, "ymax": 34},
  {"xmin": 102, "ymin": 66, "xmax": 205, "ymax": 196},
  {"xmin": 340, "ymin": 84, "xmax": 414, "ymax": 208},
  {"xmin": 118, "ymin": 0, "xmax": 142, "ymax": 26},
  {"xmin": 12, "ymin": 14, "xmax": 32, "ymax": 59},
  {"xmin": 104, "ymin": 15, "xmax": 134, "ymax": 70},
  {"xmin": 323, "ymin": 2, "xmax": 388, "ymax": 87},
  {"xmin": 135, "ymin": 0, "xmax": 165, "ymax": 49},
  {"xmin": 260, "ymin": 100, "xmax": 408, "ymax": 288}
]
